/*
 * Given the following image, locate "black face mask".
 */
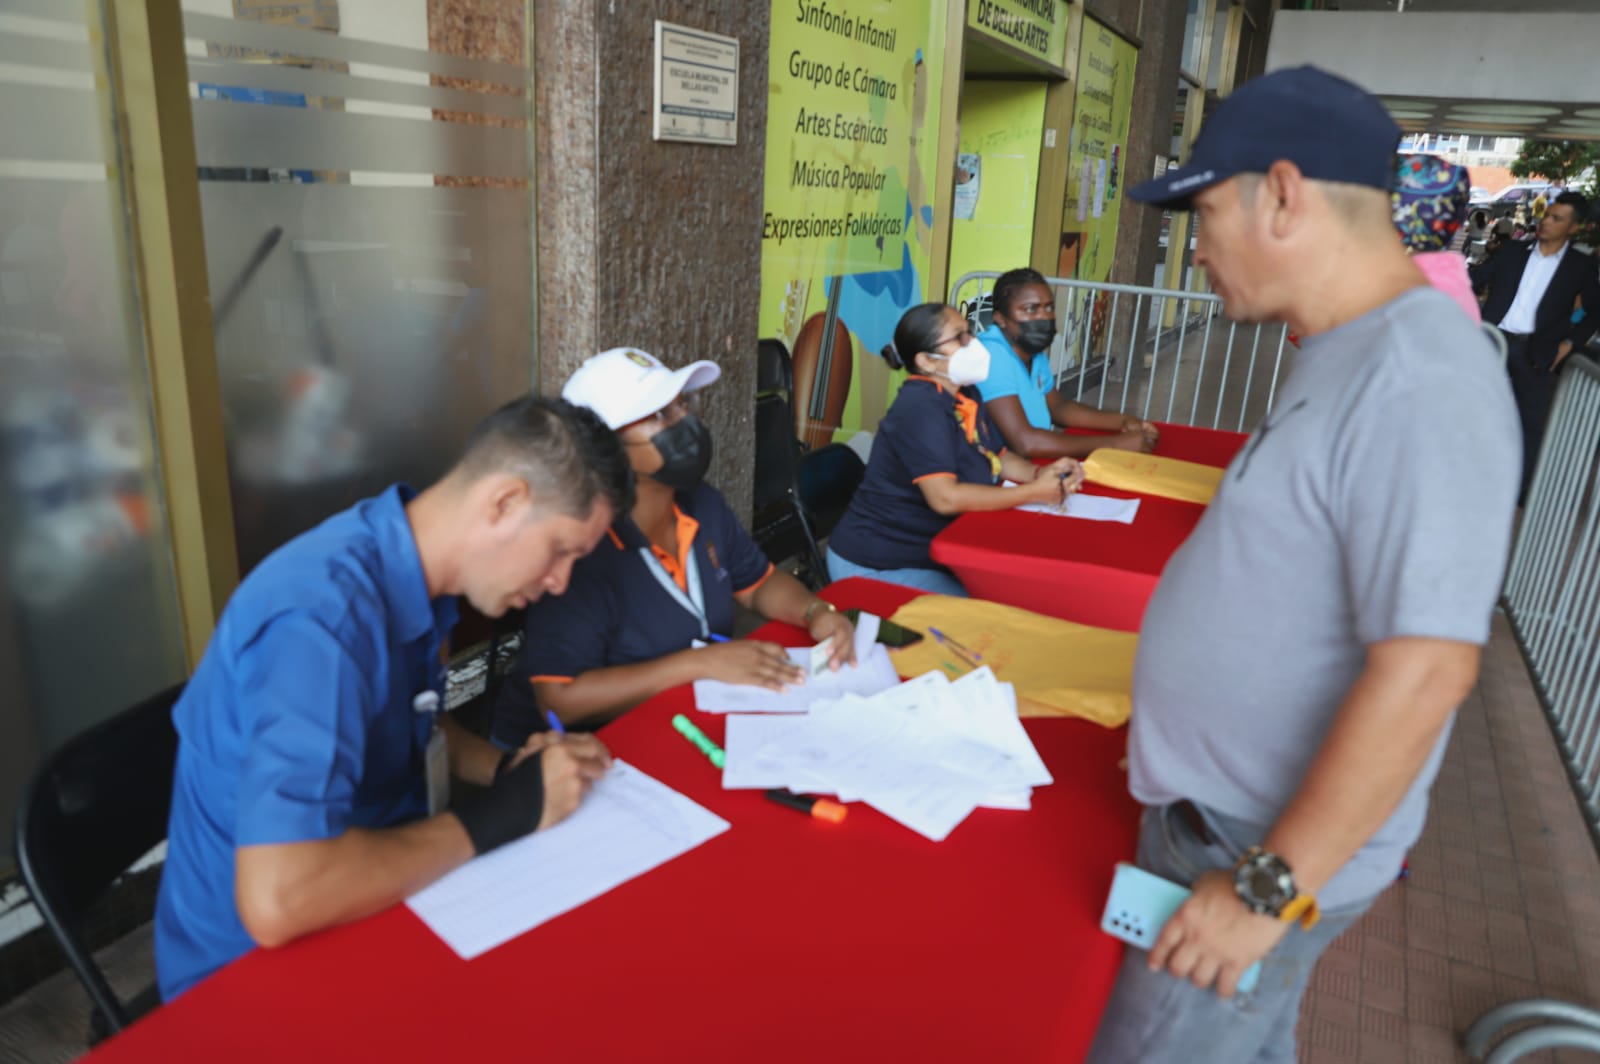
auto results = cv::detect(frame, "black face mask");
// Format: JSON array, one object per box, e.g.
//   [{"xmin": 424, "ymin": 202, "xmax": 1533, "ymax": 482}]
[
  {"xmin": 1013, "ymin": 319, "xmax": 1057, "ymax": 355},
  {"xmin": 649, "ymin": 413, "xmax": 714, "ymax": 491}
]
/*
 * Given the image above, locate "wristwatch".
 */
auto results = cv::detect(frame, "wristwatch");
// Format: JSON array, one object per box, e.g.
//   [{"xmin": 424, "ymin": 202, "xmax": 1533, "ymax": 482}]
[{"xmin": 1233, "ymin": 848, "xmax": 1321, "ymax": 929}]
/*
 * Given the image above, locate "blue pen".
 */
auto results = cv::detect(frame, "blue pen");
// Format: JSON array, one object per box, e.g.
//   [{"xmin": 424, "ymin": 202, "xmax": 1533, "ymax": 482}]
[
  {"xmin": 929, "ymin": 627, "xmax": 982, "ymax": 664},
  {"xmin": 544, "ymin": 708, "xmax": 567, "ymax": 736},
  {"xmin": 705, "ymin": 633, "xmax": 732, "ymax": 643}
]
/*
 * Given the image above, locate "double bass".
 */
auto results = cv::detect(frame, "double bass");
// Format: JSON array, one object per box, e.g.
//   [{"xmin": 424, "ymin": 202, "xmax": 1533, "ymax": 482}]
[{"xmin": 791, "ymin": 276, "xmax": 854, "ymax": 451}]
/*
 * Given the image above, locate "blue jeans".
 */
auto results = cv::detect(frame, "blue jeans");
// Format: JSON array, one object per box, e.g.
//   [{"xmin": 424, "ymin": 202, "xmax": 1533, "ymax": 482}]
[
  {"xmin": 1085, "ymin": 803, "xmax": 1378, "ymax": 1064},
  {"xmin": 825, "ymin": 547, "xmax": 968, "ymax": 596}
]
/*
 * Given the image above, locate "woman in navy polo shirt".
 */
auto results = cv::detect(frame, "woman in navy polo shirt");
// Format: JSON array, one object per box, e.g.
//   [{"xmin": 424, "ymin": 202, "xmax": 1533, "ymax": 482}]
[
  {"xmin": 974, "ymin": 267, "xmax": 1159, "ymax": 459},
  {"xmin": 827, "ymin": 303, "xmax": 1086, "ymax": 595},
  {"xmin": 492, "ymin": 348, "xmax": 857, "ymax": 739}
]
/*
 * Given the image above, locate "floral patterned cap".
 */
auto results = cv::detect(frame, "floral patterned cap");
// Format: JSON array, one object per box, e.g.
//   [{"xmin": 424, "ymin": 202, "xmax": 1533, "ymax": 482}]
[{"xmin": 1392, "ymin": 154, "xmax": 1471, "ymax": 252}]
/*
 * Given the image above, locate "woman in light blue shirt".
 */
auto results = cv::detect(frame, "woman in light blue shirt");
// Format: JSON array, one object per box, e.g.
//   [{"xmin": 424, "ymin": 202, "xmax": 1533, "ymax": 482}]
[{"xmin": 975, "ymin": 267, "xmax": 1159, "ymax": 460}]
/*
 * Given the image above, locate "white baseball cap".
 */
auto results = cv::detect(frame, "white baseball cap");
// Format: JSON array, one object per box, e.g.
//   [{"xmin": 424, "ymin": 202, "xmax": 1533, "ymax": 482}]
[{"xmin": 561, "ymin": 347, "xmax": 722, "ymax": 430}]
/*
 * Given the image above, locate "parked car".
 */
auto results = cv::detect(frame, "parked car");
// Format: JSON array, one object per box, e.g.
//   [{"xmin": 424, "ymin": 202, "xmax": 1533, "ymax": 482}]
[
  {"xmin": 1470, "ymin": 186, "xmax": 1492, "ymax": 207},
  {"xmin": 1485, "ymin": 183, "xmax": 1557, "ymax": 220}
]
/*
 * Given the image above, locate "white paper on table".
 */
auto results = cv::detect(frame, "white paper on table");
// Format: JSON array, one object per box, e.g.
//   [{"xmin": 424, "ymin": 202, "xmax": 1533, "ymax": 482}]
[
  {"xmin": 978, "ymin": 789, "xmax": 1033, "ymax": 811},
  {"xmin": 768, "ymin": 696, "xmax": 909, "ymax": 797},
  {"xmin": 406, "ymin": 761, "xmax": 728, "ymax": 959},
  {"xmin": 721, "ymin": 714, "xmax": 811, "ymax": 790},
  {"xmin": 1014, "ymin": 493, "xmax": 1141, "ymax": 524},
  {"xmin": 884, "ymin": 674, "xmax": 1041, "ymax": 797},
  {"xmin": 717, "ymin": 664, "xmax": 1055, "ymax": 841},
  {"xmin": 794, "ymin": 696, "xmax": 992, "ymax": 842},
  {"xmin": 854, "ymin": 758, "xmax": 991, "ymax": 842},
  {"xmin": 924, "ymin": 734, "xmax": 1032, "ymax": 790},
  {"xmin": 873, "ymin": 668, "xmax": 953, "ymax": 716},
  {"xmin": 949, "ymin": 668, "xmax": 1053, "ymax": 788},
  {"xmin": 693, "ymin": 643, "xmax": 901, "ymax": 713}
]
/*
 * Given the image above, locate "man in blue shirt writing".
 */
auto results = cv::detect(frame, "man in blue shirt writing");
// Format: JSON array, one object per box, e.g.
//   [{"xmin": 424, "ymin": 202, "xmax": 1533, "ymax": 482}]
[{"xmin": 155, "ymin": 396, "xmax": 634, "ymax": 999}]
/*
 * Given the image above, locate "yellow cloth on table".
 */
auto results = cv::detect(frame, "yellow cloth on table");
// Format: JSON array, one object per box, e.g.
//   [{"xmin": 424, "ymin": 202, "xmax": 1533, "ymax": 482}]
[
  {"xmin": 886, "ymin": 596, "xmax": 1136, "ymax": 727},
  {"xmin": 1081, "ymin": 447, "xmax": 1224, "ymax": 506}
]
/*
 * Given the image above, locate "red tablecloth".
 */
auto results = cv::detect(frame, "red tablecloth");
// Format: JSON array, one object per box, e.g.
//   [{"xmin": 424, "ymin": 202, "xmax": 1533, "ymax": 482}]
[
  {"xmin": 931, "ymin": 497, "xmax": 1205, "ymax": 632},
  {"xmin": 943, "ymin": 422, "xmax": 1236, "ymax": 630},
  {"xmin": 87, "ymin": 578, "xmax": 1139, "ymax": 1064},
  {"xmin": 1143, "ymin": 422, "xmax": 1248, "ymax": 468}
]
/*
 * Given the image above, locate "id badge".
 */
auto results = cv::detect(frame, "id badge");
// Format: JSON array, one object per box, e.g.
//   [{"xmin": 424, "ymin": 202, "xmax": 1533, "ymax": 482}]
[
  {"xmin": 424, "ymin": 722, "xmax": 450, "ymax": 817},
  {"xmin": 414, "ymin": 690, "xmax": 449, "ymax": 817}
]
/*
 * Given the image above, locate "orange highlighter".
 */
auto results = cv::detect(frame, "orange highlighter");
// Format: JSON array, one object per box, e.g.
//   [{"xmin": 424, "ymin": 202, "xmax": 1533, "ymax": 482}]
[{"xmin": 764, "ymin": 789, "xmax": 848, "ymax": 823}]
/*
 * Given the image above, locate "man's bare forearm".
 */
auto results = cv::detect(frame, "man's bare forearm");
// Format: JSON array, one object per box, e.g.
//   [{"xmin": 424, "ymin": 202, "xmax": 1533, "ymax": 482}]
[
  {"xmin": 236, "ymin": 815, "xmax": 475, "ymax": 948},
  {"xmin": 1055, "ymin": 398, "xmax": 1124, "ymax": 433}
]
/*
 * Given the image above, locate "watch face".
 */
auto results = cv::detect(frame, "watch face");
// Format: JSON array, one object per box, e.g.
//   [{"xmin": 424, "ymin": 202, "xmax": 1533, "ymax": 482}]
[
  {"xmin": 1247, "ymin": 867, "xmax": 1283, "ymax": 904},
  {"xmin": 1236, "ymin": 850, "xmax": 1296, "ymax": 915}
]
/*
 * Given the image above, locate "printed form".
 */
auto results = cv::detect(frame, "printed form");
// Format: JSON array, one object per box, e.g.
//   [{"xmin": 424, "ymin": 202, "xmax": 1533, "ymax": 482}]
[{"xmin": 407, "ymin": 761, "xmax": 728, "ymax": 959}]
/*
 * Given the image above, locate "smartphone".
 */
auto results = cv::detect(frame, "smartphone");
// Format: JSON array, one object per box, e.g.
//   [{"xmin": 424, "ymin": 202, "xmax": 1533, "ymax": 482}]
[
  {"xmin": 843, "ymin": 608, "xmax": 925, "ymax": 648},
  {"xmin": 1102, "ymin": 862, "xmax": 1261, "ymax": 995}
]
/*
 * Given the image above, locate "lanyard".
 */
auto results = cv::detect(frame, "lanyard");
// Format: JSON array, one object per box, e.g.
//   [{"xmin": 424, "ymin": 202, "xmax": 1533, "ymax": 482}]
[
  {"xmin": 949, "ymin": 403, "xmax": 1003, "ymax": 482},
  {"xmin": 639, "ymin": 544, "xmax": 709, "ymax": 638}
]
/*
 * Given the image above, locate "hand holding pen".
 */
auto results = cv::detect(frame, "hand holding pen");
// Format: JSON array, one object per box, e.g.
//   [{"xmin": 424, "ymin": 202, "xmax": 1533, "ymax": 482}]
[{"xmin": 1035, "ymin": 457, "xmax": 1085, "ymax": 503}]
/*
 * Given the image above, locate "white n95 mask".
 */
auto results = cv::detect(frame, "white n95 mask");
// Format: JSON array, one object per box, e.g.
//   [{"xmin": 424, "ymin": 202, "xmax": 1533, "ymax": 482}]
[{"xmin": 943, "ymin": 337, "xmax": 991, "ymax": 387}]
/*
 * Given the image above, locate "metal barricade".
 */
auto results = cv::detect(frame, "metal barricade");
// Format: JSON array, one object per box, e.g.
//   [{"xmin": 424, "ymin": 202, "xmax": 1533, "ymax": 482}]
[
  {"xmin": 1469, "ymin": 354, "xmax": 1600, "ymax": 1063},
  {"xmin": 950, "ymin": 270, "xmax": 1291, "ymax": 433}
]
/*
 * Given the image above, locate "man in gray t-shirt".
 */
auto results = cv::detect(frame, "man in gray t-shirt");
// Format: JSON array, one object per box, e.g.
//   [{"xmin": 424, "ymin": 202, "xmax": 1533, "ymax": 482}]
[
  {"xmin": 1087, "ymin": 67, "xmax": 1520, "ymax": 1064},
  {"xmin": 1131, "ymin": 282, "xmax": 1518, "ymax": 910}
]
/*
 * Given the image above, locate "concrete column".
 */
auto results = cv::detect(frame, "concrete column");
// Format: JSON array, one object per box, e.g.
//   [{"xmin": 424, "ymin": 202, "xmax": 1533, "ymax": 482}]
[
  {"xmin": 534, "ymin": 0, "xmax": 770, "ymax": 518},
  {"xmin": 1110, "ymin": 4, "xmax": 1184, "ymax": 293}
]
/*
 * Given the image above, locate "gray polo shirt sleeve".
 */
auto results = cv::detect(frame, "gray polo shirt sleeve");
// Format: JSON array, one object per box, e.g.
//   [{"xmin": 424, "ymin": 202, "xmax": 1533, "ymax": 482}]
[{"xmin": 1334, "ymin": 372, "xmax": 1521, "ymax": 648}]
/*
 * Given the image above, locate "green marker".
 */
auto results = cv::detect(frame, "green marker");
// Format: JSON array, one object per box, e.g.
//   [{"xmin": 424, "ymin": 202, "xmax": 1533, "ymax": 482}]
[{"xmin": 672, "ymin": 713, "xmax": 726, "ymax": 769}]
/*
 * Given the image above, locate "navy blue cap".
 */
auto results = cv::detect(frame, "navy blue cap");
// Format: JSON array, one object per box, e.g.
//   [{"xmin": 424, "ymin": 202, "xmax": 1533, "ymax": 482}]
[{"xmin": 1130, "ymin": 66, "xmax": 1400, "ymax": 209}]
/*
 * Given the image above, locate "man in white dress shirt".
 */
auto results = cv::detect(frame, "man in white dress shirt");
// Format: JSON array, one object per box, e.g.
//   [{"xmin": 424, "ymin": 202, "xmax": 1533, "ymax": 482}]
[{"xmin": 1472, "ymin": 191, "xmax": 1600, "ymax": 493}]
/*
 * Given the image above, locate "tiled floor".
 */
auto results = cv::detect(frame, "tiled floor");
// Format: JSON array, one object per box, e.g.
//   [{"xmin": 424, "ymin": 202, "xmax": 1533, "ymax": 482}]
[
  {"xmin": 2, "ymin": 612, "xmax": 1597, "ymax": 1063},
  {"xmin": 1295, "ymin": 611, "xmax": 1600, "ymax": 1064},
  {"xmin": 0, "ymin": 921, "xmax": 151, "ymax": 1064}
]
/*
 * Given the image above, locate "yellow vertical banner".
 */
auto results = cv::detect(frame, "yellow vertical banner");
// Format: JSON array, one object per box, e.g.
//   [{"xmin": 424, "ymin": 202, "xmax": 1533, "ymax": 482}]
[
  {"xmin": 760, "ymin": 3, "xmax": 949, "ymax": 446},
  {"xmin": 1059, "ymin": 18, "xmax": 1137, "ymax": 361}
]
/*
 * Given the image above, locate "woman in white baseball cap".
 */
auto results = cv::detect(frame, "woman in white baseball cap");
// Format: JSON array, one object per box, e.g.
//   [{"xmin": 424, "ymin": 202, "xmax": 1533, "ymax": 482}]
[{"xmin": 491, "ymin": 348, "xmax": 857, "ymax": 739}]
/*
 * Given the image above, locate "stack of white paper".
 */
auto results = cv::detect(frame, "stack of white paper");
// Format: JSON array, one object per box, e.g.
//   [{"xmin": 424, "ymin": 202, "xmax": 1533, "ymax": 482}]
[
  {"xmin": 692, "ymin": 611, "xmax": 900, "ymax": 714},
  {"xmin": 406, "ymin": 761, "xmax": 729, "ymax": 958},
  {"xmin": 721, "ymin": 666, "xmax": 1052, "ymax": 842}
]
